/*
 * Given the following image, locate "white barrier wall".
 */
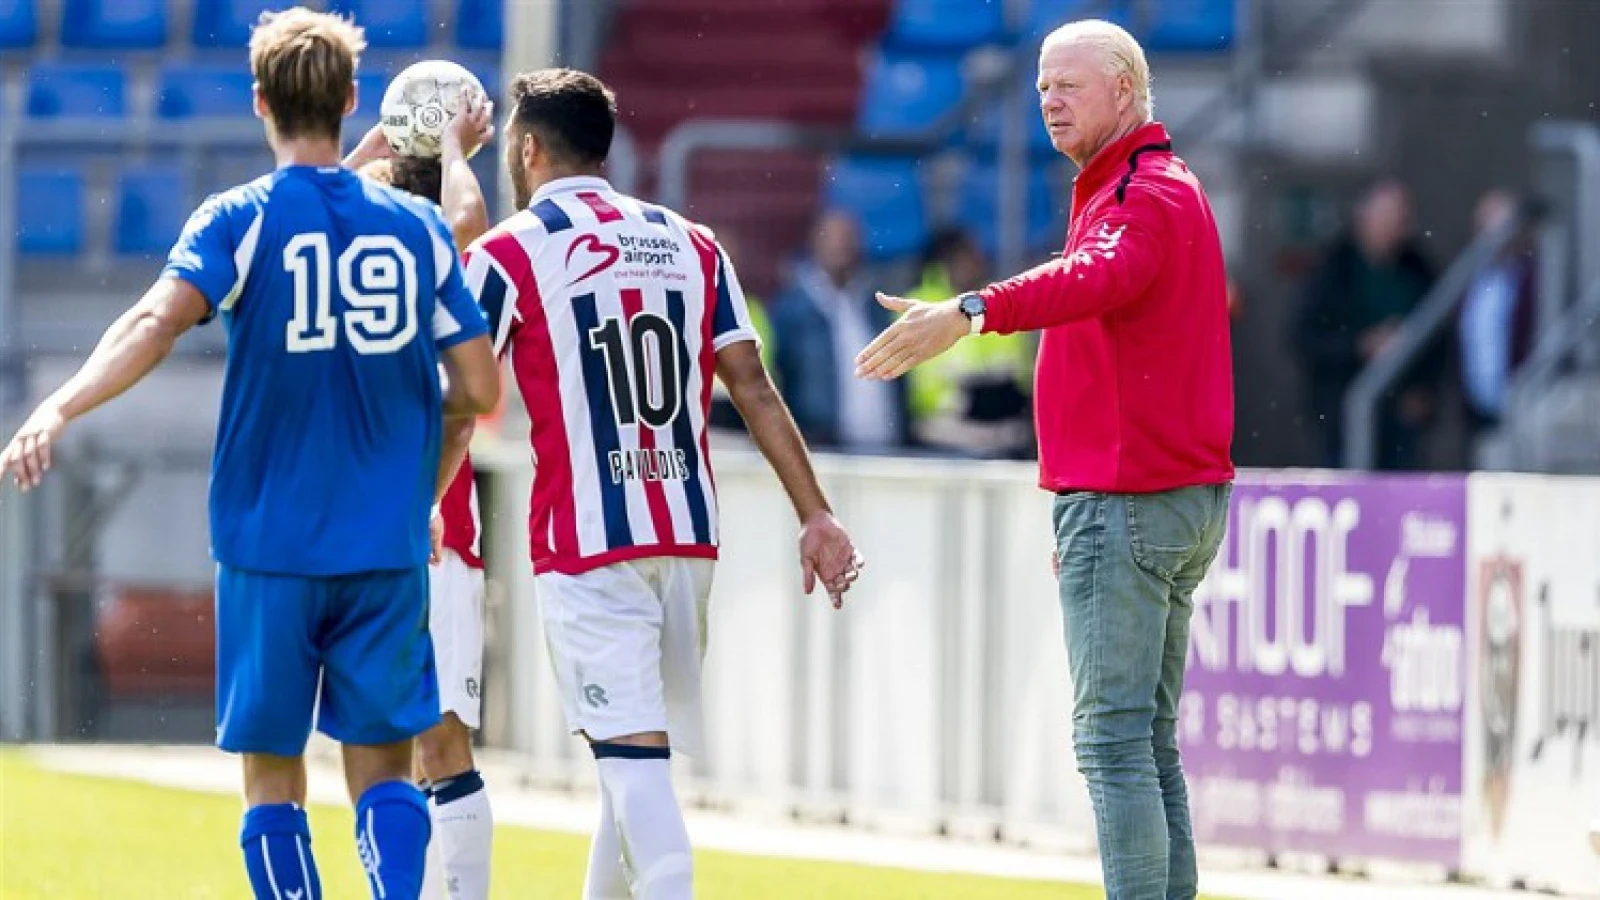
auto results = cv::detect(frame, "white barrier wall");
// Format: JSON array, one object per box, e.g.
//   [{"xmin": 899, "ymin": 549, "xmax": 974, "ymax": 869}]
[
  {"xmin": 478, "ymin": 446, "xmax": 1600, "ymax": 892},
  {"xmin": 1463, "ymin": 474, "xmax": 1600, "ymax": 895},
  {"xmin": 482, "ymin": 447, "xmax": 1097, "ymax": 848}
]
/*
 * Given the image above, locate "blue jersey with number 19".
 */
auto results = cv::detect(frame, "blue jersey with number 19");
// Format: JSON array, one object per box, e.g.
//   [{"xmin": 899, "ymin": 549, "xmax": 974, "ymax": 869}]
[{"xmin": 163, "ymin": 164, "xmax": 489, "ymax": 577}]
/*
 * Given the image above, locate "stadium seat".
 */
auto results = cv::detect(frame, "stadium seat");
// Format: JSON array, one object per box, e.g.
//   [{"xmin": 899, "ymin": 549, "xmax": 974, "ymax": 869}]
[
  {"xmin": 456, "ymin": 0, "xmax": 503, "ymax": 49},
  {"xmin": 192, "ymin": 0, "xmax": 275, "ymax": 48},
  {"xmin": 326, "ymin": 0, "xmax": 429, "ymax": 48},
  {"xmin": 966, "ymin": 64, "xmax": 1057, "ymax": 158},
  {"xmin": 16, "ymin": 167, "xmax": 85, "ymax": 255},
  {"xmin": 26, "ymin": 64, "xmax": 126, "ymax": 117},
  {"xmin": 884, "ymin": 0, "xmax": 1007, "ymax": 51},
  {"xmin": 156, "ymin": 65, "xmax": 255, "ymax": 118},
  {"xmin": 960, "ymin": 162, "xmax": 1066, "ymax": 257},
  {"xmin": 60, "ymin": 0, "xmax": 167, "ymax": 50},
  {"xmin": 0, "ymin": 0, "xmax": 37, "ymax": 49},
  {"xmin": 857, "ymin": 51, "xmax": 966, "ymax": 141},
  {"xmin": 822, "ymin": 156, "xmax": 927, "ymax": 261},
  {"xmin": 352, "ymin": 71, "xmax": 391, "ymax": 125},
  {"xmin": 1028, "ymin": 0, "xmax": 1131, "ymax": 37},
  {"xmin": 1142, "ymin": 0, "xmax": 1236, "ymax": 51},
  {"xmin": 115, "ymin": 165, "xmax": 189, "ymax": 255}
]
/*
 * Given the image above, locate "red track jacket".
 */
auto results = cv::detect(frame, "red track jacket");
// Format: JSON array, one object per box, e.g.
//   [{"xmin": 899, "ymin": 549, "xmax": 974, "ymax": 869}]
[{"xmin": 980, "ymin": 122, "xmax": 1235, "ymax": 493}]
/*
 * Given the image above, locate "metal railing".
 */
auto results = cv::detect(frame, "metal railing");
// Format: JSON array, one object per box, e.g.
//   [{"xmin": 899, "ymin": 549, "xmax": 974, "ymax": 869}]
[
  {"xmin": 1503, "ymin": 273, "xmax": 1600, "ymax": 471},
  {"xmin": 1341, "ymin": 207, "xmax": 1533, "ymax": 471}
]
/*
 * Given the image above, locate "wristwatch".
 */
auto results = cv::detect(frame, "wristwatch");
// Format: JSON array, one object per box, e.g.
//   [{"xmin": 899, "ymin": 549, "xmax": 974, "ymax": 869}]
[{"xmin": 957, "ymin": 292, "xmax": 986, "ymax": 336}]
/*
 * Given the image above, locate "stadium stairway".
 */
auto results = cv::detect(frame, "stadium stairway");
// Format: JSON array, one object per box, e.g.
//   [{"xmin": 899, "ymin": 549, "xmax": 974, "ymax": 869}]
[{"xmin": 598, "ymin": 0, "xmax": 893, "ymax": 295}]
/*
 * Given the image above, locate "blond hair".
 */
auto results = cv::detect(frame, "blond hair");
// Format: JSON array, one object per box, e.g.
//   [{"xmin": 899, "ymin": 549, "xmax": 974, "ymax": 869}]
[
  {"xmin": 249, "ymin": 7, "xmax": 366, "ymax": 140},
  {"xmin": 1043, "ymin": 19, "xmax": 1153, "ymax": 121}
]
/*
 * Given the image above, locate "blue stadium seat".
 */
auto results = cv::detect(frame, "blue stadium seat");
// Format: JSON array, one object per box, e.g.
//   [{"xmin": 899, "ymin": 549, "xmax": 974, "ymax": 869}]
[
  {"xmin": 823, "ymin": 156, "xmax": 927, "ymax": 261},
  {"xmin": 1028, "ymin": 0, "xmax": 1130, "ymax": 37},
  {"xmin": 326, "ymin": 0, "xmax": 429, "ymax": 49},
  {"xmin": 857, "ymin": 51, "xmax": 966, "ymax": 141},
  {"xmin": 352, "ymin": 71, "xmax": 390, "ymax": 126},
  {"xmin": 960, "ymin": 163, "xmax": 1066, "ymax": 257},
  {"xmin": 966, "ymin": 65, "xmax": 1057, "ymax": 158},
  {"xmin": 456, "ymin": 0, "xmax": 503, "ymax": 50},
  {"xmin": 885, "ymin": 0, "xmax": 1006, "ymax": 51},
  {"xmin": 0, "ymin": 0, "xmax": 37, "ymax": 49},
  {"xmin": 17, "ymin": 167, "xmax": 85, "ymax": 255},
  {"xmin": 192, "ymin": 0, "xmax": 274, "ymax": 48},
  {"xmin": 157, "ymin": 65, "xmax": 255, "ymax": 118},
  {"xmin": 1142, "ymin": 0, "xmax": 1235, "ymax": 51},
  {"xmin": 60, "ymin": 0, "xmax": 167, "ymax": 49},
  {"xmin": 26, "ymin": 64, "xmax": 126, "ymax": 117},
  {"xmin": 115, "ymin": 165, "xmax": 188, "ymax": 256}
]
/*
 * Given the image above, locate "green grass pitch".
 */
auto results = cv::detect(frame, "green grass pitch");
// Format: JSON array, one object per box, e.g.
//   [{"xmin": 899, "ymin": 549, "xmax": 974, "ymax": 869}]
[{"xmin": 1, "ymin": 748, "xmax": 1173, "ymax": 899}]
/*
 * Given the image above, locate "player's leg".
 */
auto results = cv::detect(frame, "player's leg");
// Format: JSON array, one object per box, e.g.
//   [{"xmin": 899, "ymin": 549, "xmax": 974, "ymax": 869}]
[
  {"xmin": 319, "ymin": 565, "xmax": 441, "ymax": 900},
  {"xmin": 216, "ymin": 564, "xmax": 325, "ymax": 900},
  {"xmin": 417, "ymin": 550, "xmax": 493, "ymax": 900},
  {"xmin": 1053, "ymin": 492, "xmax": 1173, "ymax": 900},
  {"xmin": 1150, "ymin": 484, "xmax": 1229, "ymax": 900},
  {"xmin": 539, "ymin": 561, "xmax": 692, "ymax": 900}
]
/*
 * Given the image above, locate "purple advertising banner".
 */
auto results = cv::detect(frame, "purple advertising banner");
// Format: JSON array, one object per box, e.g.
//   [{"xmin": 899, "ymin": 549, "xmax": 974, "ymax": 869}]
[{"xmin": 1183, "ymin": 473, "xmax": 1467, "ymax": 867}]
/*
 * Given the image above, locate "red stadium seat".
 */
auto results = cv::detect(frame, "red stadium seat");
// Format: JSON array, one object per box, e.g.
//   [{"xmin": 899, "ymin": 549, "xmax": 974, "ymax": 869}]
[{"xmin": 93, "ymin": 585, "xmax": 215, "ymax": 700}]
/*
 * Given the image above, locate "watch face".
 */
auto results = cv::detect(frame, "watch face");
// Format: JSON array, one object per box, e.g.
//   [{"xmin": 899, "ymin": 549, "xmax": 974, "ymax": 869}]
[{"xmin": 960, "ymin": 294, "xmax": 984, "ymax": 317}]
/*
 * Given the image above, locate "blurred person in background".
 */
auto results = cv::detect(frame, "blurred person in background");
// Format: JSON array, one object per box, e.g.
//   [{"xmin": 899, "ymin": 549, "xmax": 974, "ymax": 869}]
[
  {"xmin": 856, "ymin": 19, "xmax": 1233, "ymax": 900},
  {"xmin": 706, "ymin": 224, "xmax": 776, "ymax": 442},
  {"xmin": 905, "ymin": 228, "xmax": 1034, "ymax": 459},
  {"xmin": 1293, "ymin": 178, "xmax": 1440, "ymax": 469},
  {"xmin": 770, "ymin": 209, "xmax": 910, "ymax": 452},
  {"xmin": 348, "ymin": 88, "xmax": 499, "ymax": 900},
  {"xmin": 1457, "ymin": 189, "xmax": 1539, "ymax": 442}
]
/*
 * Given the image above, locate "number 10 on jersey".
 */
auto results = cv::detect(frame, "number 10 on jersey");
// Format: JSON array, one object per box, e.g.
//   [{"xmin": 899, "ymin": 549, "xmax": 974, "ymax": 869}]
[{"xmin": 586, "ymin": 305, "xmax": 685, "ymax": 430}]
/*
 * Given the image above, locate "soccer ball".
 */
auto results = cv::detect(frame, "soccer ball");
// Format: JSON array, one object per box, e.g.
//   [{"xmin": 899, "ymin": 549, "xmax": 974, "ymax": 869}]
[{"xmin": 379, "ymin": 60, "xmax": 486, "ymax": 159}]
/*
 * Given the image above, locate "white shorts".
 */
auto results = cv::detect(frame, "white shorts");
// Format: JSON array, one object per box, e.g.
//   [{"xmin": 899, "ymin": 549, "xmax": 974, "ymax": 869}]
[
  {"xmin": 536, "ymin": 557, "xmax": 714, "ymax": 757},
  {"xmin": 429, "ymin": 550, "xmax": 486, "ymax": 729}
]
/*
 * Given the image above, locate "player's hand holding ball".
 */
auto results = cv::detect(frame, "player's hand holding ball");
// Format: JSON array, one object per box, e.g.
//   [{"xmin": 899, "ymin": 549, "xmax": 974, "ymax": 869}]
[
  {"xmin": 380, "ymin": 60, "xmax": 488, "ymax": 159},
  {"xmin": 799, "ymin": 511, "xmax": 865, "ymax": 610},
  {"xmin": 0, "ymin": 402, "xmax": 66, "ymax": 492},
  {"xmin": 442, "ymin": 88, "xmax": 494, "ymax": 160}
]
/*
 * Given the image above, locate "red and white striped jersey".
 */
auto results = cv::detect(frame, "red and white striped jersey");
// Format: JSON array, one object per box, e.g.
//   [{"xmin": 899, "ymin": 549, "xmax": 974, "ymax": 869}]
[{"xmin": 462, "ymin": 177, "xmax": 760, "ymax": 576}]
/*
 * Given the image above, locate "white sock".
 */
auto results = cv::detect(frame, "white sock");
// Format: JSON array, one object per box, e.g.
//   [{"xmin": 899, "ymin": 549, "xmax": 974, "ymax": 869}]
[
  {"xmin": 430, "ymin": 770, "xmax": 494, "ymax": 900},
  {"xmin": 421, "ymin": 824, "xmax": 447, "ymax": 899},
  {"xmin": 594, "ymin": 751, "xmax": 692, "ymax": 900},
  {"xmin": 584, "ymin": 783, "xmax": 632, "ymax": 900}
]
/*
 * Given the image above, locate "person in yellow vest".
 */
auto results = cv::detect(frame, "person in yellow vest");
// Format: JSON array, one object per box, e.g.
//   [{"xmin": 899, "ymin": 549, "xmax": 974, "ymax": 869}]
[{"xmin": 906, "ymin": 228, "xmax": 1035, "ymax": 458}]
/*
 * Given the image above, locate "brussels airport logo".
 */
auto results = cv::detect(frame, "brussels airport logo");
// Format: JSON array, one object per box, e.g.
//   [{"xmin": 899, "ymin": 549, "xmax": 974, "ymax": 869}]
[
  {"xmin": 565, "ymin": 233, "xmax": 621, "ymax": 287},
  {"xmin": 1476, "ymin": 553, "xmax": 1522, "ymax": 839}
]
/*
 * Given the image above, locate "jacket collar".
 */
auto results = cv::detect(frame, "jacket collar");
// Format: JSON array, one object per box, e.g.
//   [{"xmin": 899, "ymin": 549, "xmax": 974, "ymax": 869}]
[
  {"xmin": 1073, "ymin": 121, "xmax": 1172, "ymax": 203},
  {"xmin": 528, "ymin": 175, "xmax": 613, "ymax": 206}
]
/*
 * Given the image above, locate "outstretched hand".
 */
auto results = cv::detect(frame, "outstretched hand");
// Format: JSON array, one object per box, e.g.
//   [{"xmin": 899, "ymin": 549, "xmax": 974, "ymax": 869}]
[
  {"xmin": 799, "ymin": 511, "xmax": 864, "ymax": 610},
  {"xmin": 0, "ymin": 403, "xmax": 67, "ymax": 492},
  {"xmin": 854, "ymin": 292, "xmax": 969, "ymax": 381}
]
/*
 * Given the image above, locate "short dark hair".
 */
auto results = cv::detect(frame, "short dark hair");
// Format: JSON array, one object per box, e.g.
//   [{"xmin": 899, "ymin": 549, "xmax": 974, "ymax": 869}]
[
  {"xmin": 508, "ymin": 69, "xmax": 616, "ymax": 167},
  {"xmin": 359, "ymin": 156, "xmax": 442, "ymax": 204}
]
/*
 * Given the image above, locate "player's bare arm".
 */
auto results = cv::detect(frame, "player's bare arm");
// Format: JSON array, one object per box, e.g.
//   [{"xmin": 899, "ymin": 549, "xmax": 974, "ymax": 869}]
[
  {"xmin": 715, "ymin": 341, "xmax": 864, "ymax": 607},
  {"xmin": 440, "ymin": 90, "xmax": 494, "ymax": 252},
  {"xmin": 1, "ymin": 277, "xmax": 210, "ymax": 491},
  {"xmin": 341, "ymin": 120, "xmax": 394, "ymax": 172},
  {"xmin": 440, "ymin": 334, "xmax": 500, "ymax": 417}
]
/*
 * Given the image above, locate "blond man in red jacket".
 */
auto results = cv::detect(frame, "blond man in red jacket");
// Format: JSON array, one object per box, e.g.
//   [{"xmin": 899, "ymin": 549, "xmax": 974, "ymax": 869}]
[{"xmin": 858, "ymin": 19, "xmax": 1234, "ymax": 900}]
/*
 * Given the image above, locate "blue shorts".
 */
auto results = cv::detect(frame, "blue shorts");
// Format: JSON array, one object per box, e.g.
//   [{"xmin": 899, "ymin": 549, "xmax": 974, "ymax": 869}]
[{"xmin": 215, "ymin": 564, "xmax": 440, "ymax": 756}]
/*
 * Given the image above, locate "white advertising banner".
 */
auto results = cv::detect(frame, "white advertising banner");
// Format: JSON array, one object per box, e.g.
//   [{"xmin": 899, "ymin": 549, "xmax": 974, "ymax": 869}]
[{"xmin": 1464, "ymin": 474, "xmax": 1600, "ymax": 895}]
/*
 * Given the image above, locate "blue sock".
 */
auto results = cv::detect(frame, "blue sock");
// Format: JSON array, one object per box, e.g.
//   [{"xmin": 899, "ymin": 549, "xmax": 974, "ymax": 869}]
[
  {"xmin": 241, "ymin": 803, "xmax": 321, "ymax": 900},
  {"xmin": 355, "ymin": 779, "xmax": 432, "ymax": 900}
]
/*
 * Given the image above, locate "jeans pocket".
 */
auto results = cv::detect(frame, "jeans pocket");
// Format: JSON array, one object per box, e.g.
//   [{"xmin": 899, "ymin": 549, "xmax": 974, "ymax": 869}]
[{"xmin": 1126, "ymin": 487, "xmax": 1211, "ymax": 580}]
